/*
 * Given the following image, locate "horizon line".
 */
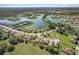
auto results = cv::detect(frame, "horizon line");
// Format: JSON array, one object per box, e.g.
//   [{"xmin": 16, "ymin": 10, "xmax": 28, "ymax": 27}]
[{"xmin": 0, "ymin": 4, "xmax": 79, "ymax": 7}]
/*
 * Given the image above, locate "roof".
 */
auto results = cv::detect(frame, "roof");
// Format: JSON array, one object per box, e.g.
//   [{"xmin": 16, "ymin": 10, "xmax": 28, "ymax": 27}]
[
  {"xmin": 52, "ymin": 38, "xmax": 60, "ymax": 45},
  {"xmin": 63, "ymin": 48, "xmax": 73, "ymax": 55}
]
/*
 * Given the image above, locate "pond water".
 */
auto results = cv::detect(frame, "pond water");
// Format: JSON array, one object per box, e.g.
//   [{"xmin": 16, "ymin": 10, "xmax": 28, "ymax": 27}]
[
  {"xmin": 47, "ymin": 15, "xmax": 64, "ymax": 24},
  {"xmin": 0, "ymin": 14, "xmax": 65, "ymax": 29}
]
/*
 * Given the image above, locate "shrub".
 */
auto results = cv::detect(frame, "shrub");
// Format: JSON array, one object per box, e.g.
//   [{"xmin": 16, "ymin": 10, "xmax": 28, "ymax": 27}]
[
  {"xmin": 45, "ymin": 46, "xmax": 53, "ymax": 52},
  {"xmin": 38, "ymin": 44, "xmax": 44, "ymax": 49},
  {"xmin": 9, "ymin": 35, "xmax": 18, "ymax": 45},
  {"xmin": 7, "ymin": 45, "xmax": 15, "ymax": 52},
  {"xmin": 0, "ymin": 43, "xmax": 7, "ymax": 55},
  {"xmin": 17, "ymin": 38, "xmax": 24, "ymax": 43},
  {"xmin": 32, "ymin": 41, "xmax": 37, "ymax": 46},
  {"xmin": 4, "ymin": 32, "xmax": 9, "ymax": 40},
  {"xmin": 9, "ymin": 38, "xmax": 18, "ymax": 45},
  {"xmin": 25, "ymin": 40, "xmax": 28, "ymax": 44},
  {"xmin": 0, "ymin": 32, "xmax": 9, "ymax": 41},
  {"xmin": 72, "ymin": 46, "xmax": 76, "ymax": 50},
  {"xmin": 73, "ymin": 51, "xmax": 76, "ymax": 55},
  {"xmin": 53, "ymin": 48, "xmax": 59, "ymax": 54},
  {"xmin": 65, "ymin": 33, "xmax": 68, "ymax": 36},
  {"xmin": 0, "ymin": 33, "xmax": 3, "ymax": 40},
  {"xmin": 2, "ymin": 34, "xmax": 8, "ymax": 40},
  {"xmin": 28, "ymin": 40, "xmax": 33, "ymax": 43},
  {"xmin": 45, "ymin": 46, "xmax": 59, "ymax": 54}
]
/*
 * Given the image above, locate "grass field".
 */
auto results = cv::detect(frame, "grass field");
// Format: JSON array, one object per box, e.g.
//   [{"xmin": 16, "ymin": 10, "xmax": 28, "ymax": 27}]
[
  {"xmin": 48, "ymin": 31, "xmax": 76, "ymax": 48},
  {"xmin": 0, "ymin": 39, "xmax": 50, "ymax": 55},
  {"xmin": 4, "ymin": 43, "xmax": 50, "ymax": 55}
]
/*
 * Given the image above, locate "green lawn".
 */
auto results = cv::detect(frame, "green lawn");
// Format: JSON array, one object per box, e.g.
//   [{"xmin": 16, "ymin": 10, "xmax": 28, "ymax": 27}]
[
  {"xmin": 4, "ymin": 43, "xmax": 50, "ymax": 55},
  {"xmin": 48, "ymin": 31, "xmax": 75, "ymax": 48},
  {"xmin": 0, "ymin": 35, "xmax": 50, "ymax": 55},
  {"xmin": 47, "ymin": 31, "xmax": 76, "ymax": 55}
]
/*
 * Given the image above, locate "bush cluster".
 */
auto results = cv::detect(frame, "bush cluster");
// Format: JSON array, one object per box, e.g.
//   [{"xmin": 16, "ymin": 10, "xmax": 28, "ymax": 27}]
[
  {"xmin": 7, "ymin": 45, "xmax": 15, "ymax": 52},
  {"xmin": 9, "ymin": 35, "xmax": 24, "ymax": 45},
  {"xmin": 0, "ymin": 43, "xmax": 7, "ymax": 55}
]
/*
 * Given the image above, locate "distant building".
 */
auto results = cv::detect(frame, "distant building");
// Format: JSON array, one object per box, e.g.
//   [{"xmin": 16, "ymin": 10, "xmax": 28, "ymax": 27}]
[{"xmin": 76, "ymin": 45, "xmax": 79, "ymax": 55}]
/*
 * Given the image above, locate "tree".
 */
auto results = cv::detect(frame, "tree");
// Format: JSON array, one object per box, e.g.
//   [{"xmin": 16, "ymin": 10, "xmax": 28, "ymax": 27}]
[
  {"xmin": 45, "ymin": 46, "xmax": 54, "ymax": 54},
  {"xmin": 9, "ymin": 38, "xmax": 18, "ymax": 45},
  {"xmin": 53, "ymin": 48, "xmax": 59, "ymax": 54},
  {"xmin": 45, "ymin": 45, "xmax": 59, "ymax": 54},
  {"xmin": 0, "ymin": 32, "xmax": 3, "ymax": 40},
  {"xmin": 17, "ymin": 38, "xmax": 24, "ymax": 43},
  {"xmin": 38, "ymin": 44, "xmax": 44, "ymax": 49},
  {"xmin": 2, "ymin": 33, "xmax": 9, "ymax": 40},
  {"xmin": 9, "ymin": 36, "xmax": 18, "ymax": 45},
  {"xmin": 0, "ymin": 32, "xmax": 9, "ymax": 41},
  {"xmin": 25, "ymin": 40, "xmax": 28, "ymax": 44},
  {"xmin": 0, "ymin": 43, "xmax": 7, "ymax": 55},
  {"xmin": 7, "ymin": 45, "xmax": 15, "ymax": 52}
]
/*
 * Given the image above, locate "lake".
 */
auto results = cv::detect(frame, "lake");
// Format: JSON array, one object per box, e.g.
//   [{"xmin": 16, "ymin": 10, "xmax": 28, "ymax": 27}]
[{"xmin": 0, "ymin": 14, "xmax": 65, "ymax": 29}]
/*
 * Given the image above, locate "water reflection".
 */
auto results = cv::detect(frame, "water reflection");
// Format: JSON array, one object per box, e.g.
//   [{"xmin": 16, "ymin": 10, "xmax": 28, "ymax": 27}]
[{"xmin": 0, "ymin": 14, "xmax": 66, "ymax": 29}]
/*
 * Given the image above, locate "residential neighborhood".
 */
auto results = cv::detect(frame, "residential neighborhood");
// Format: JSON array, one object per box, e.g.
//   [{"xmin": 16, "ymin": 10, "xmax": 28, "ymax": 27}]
[{"xmin": 0, "ymin": 4, "xmax": 79, "ymax": 55}]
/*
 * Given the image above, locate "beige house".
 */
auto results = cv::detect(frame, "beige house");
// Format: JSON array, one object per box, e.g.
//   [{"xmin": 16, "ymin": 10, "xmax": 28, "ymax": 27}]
[
  {"xmin": 14, "ymin": 32, "xmax": 25, "ymax": 39},
  {"xmin": 35, "ymin": 37, "xmax": 49, "ymax": 45},
  {"xmin": 49, "ymin": 38, "xmax": 60, "ymax": 47},
  {"xmin": 70, "ymin": 35, "xmax": 78, "ymax": 44}
]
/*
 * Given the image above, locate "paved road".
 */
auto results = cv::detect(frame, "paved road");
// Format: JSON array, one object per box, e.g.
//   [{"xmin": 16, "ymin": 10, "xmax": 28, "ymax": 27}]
[
  {"xmin": 0, "ymin": 24, "xmax": 56, "ymax": 36},
  {"xmin": 0, "ymin": 24, "xmax": 39, "ymax": 36}
]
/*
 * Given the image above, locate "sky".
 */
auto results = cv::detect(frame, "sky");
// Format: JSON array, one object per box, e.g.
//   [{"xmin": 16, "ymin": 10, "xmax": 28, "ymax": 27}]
[{"xmin": 0, "ymin": 4, "xmax": 79, "ymax": 8}]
